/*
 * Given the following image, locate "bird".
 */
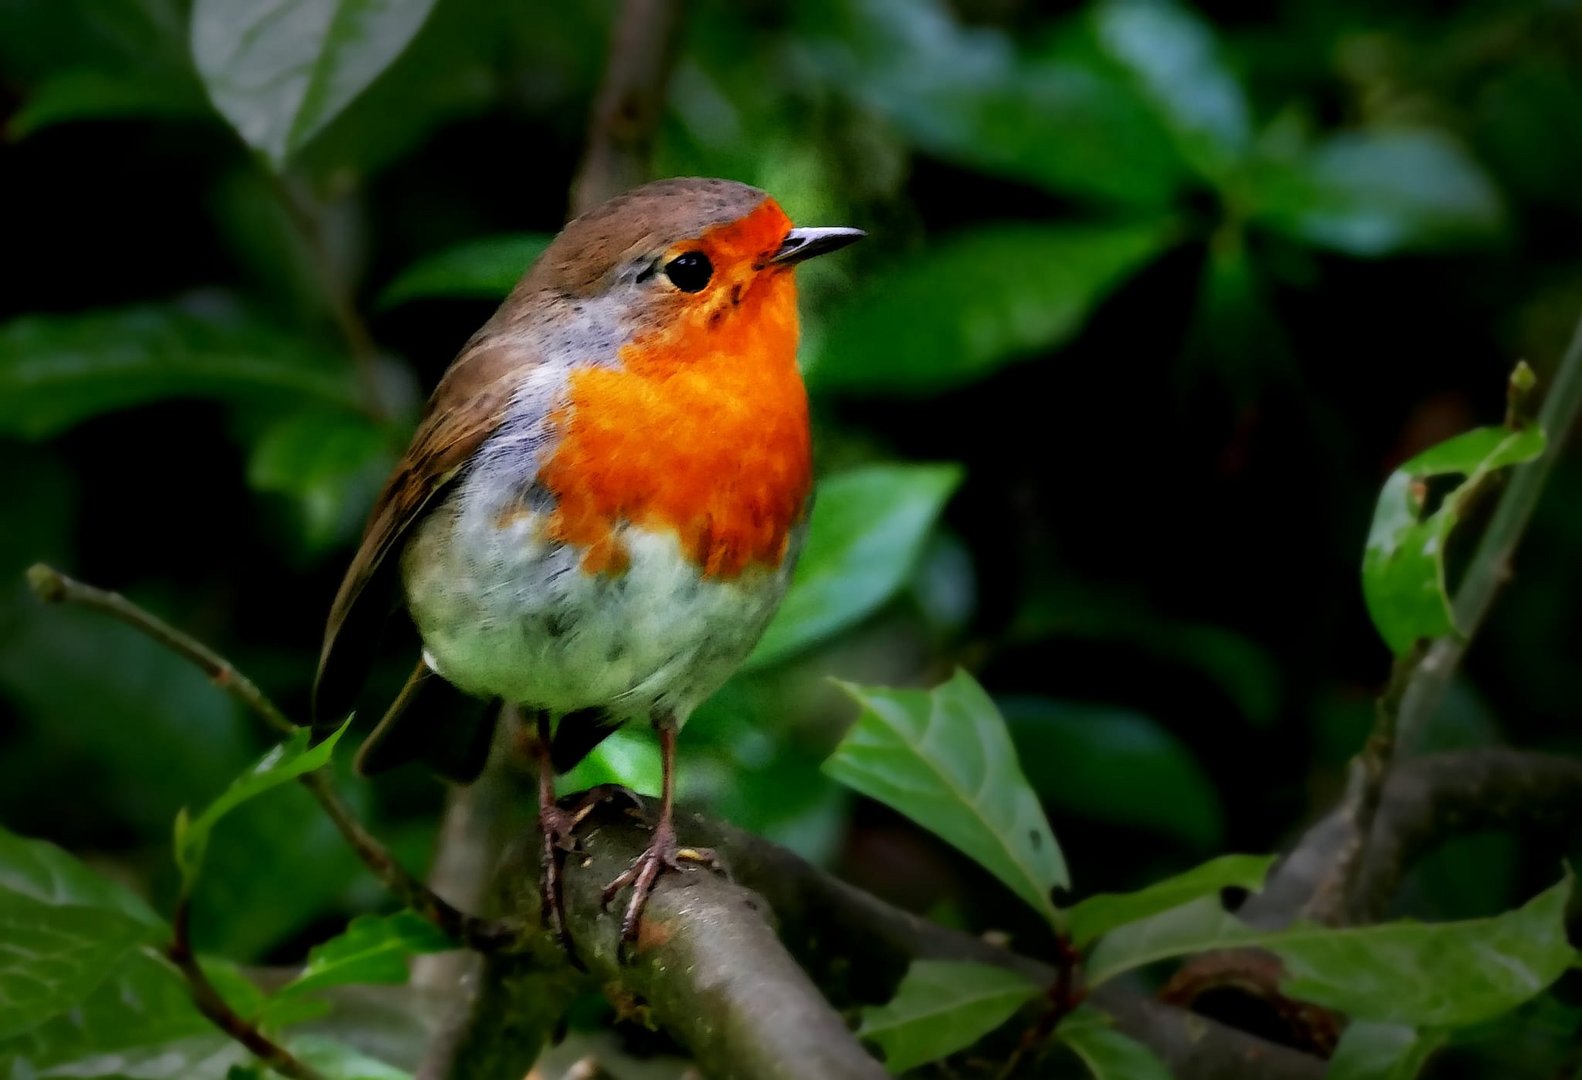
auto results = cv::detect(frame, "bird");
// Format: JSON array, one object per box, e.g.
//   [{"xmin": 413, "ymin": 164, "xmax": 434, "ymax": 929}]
[{"xmin": 311, "ymin": 177, "xmax": 863, "ymax": 949}]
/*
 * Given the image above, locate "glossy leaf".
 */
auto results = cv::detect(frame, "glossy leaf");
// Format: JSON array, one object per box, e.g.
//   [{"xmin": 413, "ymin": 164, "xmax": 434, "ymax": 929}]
[
  {"xmin": 1001, "ymin": 698, "xmax": 1223, "ymax": 848},
  {"xmin": 825, "ymin": 671, "xmax": 1068, "ymax": 924},
  {"xmin": 267, "ymin": 911, "xmax": 453, "ymax": 1007},
  {"xmin": 1086, "ymin": 874, "xmax": 1576, "ymax": 1028},
  {"xmin": 0, "ymin": 829, "xmax": 166, "ymax": 1039},
  {"xmin": 175, "ymin": 721, "xmax": 350, "ymax": 886},
  {"xmin": 191, "ymin": 0, "xmax": 441, "ymax": 168},
  {"xmin": 857, "ymin": 960, "xmax": 1041, "ymax": 1074},
  {"xmin": 0, "ymin": 948, "xmax": 228, "ymax": 1072},
  {"xmin": 0, "ymin": 828, "xmax": 164, "ymax": 931},
  {"xmin": 1066, "ymin": 854, "xmax": 1274, "ymax": 946},
  {"xmin": 806, "ymin": 222, "xmax": 1171, "ymax": 395},
  {"xmin": 1056, "ymin": 1008, "xmax": 1172, "ymax": 1080},
  {"xmin": 1090, "ymin": 0, "xmax": 1250, "ymax": 181},
  {"xmin": 291, "ymin": 1035, "xmax": 411, "ymax": 1079},
  {"xmin": 1250, "ymin": 130, "xmax": 1504, "ymax": 256},
  {"xmin": 0, "ymin": 301, "xmax": 358, "ymax": 440},
  {"xmin": 10, "ymin": 69, "xmax": 208, "ymax": 139},
  {"xmin": 1363, "ymin": 424, "xmax": 1545, "ymax": 655},
  {"xmin": 746, "ymin": 464, "xmax": 963, "ymax": 669},
  {"xmin": 248, "ymin": 408, "xmax": 398, "ymax": 552},
  {"xmin": 1326, "ymin": 1022, "xmax": 1444, "ymax": 1080},
  {"xmin": 797, "ymin": 0, "xmax": 1185, "ymax": 206},
  {"xmin": 379, "ymin": 233, "xmax": 552, "ymax": 306}
]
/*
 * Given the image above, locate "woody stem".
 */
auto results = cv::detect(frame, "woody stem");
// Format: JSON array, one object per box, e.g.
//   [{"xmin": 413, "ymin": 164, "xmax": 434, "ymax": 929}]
[{"xmin": 23, "ymin": 564, "xmax": 521, "ymax": 954}]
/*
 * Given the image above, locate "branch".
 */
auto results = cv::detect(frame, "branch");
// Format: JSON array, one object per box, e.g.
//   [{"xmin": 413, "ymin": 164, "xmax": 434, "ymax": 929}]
[
  {"xmin": 23, "ymin": 564, "xmax": 519, "ymax": 955},
  {"xmin": 167, "ymin": 896, "xmax": 327, "ymax": 1080},
  {"xmin": 256, "ymin": 168, "xmax": 388, "ymax": 418},
  {"xmin": 1297, "ymin": 312, "xmax": 1582, "ymax": 924},
  {"xmin": 1351, "ymin": 748, "xmax": 1582, "ymax": 922},
  {"xmin": 569, "ymin": 0, "xmax": 686, "ymax": 216},
  {"xmin": 1168, "ymin": 748, "xmax": 1582, "ymax": 1053},
  {"xmin": 434, "ymin": 797, "xmax": 1327, "ymax": 1080},
  {"xmin": 1391, "ymin": 312, "xmax": 1582, "ymax": 756}
]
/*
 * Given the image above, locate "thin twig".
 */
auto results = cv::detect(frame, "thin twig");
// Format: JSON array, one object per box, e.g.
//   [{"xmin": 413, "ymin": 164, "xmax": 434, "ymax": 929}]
[
  {"xmin": 256, "ymin": 168, "xmax": 387, "ymax": 418},
  {"xmin": 1321, "ymin": 309, "xmax": 1582, "ymax": 920},
  {"xmin": 167, "ymin": 895, "xmax": 327, "ymax": 1080},
  {"xmin": 26, "ymin": 564, "xmax": 295, "ymax": 734},
  {"xmin": 1398, "ymin": 312, "xmax": 1582, "ymax": 748},
  {"xmin": 24, "ymin": 564, "xmax": 522, "ymax": 954},
  {"xmin": 569, "ymin": 0, "xmax": 686, "ymax": 216}
]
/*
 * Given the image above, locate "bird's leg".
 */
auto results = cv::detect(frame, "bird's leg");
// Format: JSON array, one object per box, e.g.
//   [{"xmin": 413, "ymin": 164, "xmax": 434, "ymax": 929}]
[
  {"xmin": 600, "ymin": 721, "xmax": 722, "ymax": 952},
  {"xmin": 532, "ymin": 711, "xmax": 599, "ymax": 965}
]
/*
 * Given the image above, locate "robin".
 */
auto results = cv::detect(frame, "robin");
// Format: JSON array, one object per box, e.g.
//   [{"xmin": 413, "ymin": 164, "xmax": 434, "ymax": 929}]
[{"xmin": 312, "ymin": 177, "xmax": 863, "ymax": 948}]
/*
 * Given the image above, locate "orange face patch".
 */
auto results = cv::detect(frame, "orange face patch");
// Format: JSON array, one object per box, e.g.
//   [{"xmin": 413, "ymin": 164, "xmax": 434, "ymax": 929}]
[{"xmin": 537, "ymin": 199, "xmax": 814, "ymax": 578}]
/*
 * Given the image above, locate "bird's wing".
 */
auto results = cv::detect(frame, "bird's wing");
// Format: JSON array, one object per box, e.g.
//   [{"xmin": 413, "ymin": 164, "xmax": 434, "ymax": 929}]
[{"xmin": 312, "ymin": 342, "xmax": 534, "ymax": 730}]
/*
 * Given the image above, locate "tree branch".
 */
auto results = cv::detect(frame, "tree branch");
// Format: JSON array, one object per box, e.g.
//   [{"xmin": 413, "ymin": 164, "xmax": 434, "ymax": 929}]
[
  {"xmin": 430, "ymin": 797, "xmax": 1328, "ymax": 1080},
  {"xmin": 23, "ymin": 564, "xmax": 520, "ymax": 955},
  {"xmin": 1296, "ymin": 312, "xmax": 1582, "ymax": 925},
  {"xmin": 569, "ymin": 0, "xmax": 686, "ymax": 216}
]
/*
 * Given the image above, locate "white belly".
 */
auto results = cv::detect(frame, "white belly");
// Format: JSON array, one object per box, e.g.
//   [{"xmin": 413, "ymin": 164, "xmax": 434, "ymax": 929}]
[{"xmin": 400, "ymin": 493, "xmax": 796, "ymax": 724}]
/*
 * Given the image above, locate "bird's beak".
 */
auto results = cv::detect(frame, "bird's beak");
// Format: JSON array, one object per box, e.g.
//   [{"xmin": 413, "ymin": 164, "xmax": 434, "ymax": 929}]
[{"xmin": 771, "ymin": 226, "xmax": 866, "ymax": 266}]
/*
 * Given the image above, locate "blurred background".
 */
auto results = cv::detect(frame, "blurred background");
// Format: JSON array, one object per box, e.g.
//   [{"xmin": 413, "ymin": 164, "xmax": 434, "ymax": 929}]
[{"xmin": 2, "ymin": 0, "xmax": 1581, "ymax": 1072}]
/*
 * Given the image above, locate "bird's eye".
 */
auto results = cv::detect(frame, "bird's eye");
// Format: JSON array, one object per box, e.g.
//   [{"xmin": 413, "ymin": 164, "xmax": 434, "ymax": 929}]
[{"xmin": 663, "ymin": 251, "xmax": 713, "ymax": 292}]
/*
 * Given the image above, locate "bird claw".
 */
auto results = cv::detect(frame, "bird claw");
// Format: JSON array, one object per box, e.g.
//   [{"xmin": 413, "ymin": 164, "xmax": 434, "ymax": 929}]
[
  {"xmin": 600, "ymin": 823, "xmax": 723, "ymax": 958},
  {"xmin": 538, "ymin": 786, "xmax": 625, "ymax": 968}
]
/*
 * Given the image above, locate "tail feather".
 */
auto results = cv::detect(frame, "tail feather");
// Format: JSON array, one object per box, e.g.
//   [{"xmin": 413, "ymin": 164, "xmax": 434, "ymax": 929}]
[{"xmin": 355, "ymin": 660, "xmax": 500, "ymax": 783}]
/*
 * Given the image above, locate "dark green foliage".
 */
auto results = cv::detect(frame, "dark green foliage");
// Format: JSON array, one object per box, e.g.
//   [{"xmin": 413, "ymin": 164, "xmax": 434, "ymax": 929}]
[{"xmin": 2, "ymin": 0, "xmax": 1581, "ymax": 1076}]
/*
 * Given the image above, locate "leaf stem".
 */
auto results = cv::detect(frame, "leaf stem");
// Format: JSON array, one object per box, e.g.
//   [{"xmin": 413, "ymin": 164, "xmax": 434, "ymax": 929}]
[
  {"xmin": 1399, "ymin": 311, "xmax": 1582, "ymax": 749},
  {"xmin": 255, "ymin": 167, "xmax": 388, "ymax": 420},
  {"xmin": 166, "ymin": 893, "xmax": 326, "ymax": 1080},
  {"xmin": 1330, "ymin": 306, "xmax": 1582, "ymax": 921},
  {"xmin": 24, "ymin": 564, "xmax": 523, "ymax": 954}
]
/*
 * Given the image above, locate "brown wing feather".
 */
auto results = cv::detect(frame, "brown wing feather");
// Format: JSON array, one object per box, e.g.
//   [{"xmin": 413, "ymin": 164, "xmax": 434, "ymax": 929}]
[{"xmin": 312, "ymin": 341, "xmax": 536, "ymax": 728}]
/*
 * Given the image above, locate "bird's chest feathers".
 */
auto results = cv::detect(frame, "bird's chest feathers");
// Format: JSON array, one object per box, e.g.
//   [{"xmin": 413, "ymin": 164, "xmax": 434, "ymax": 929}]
[{"xmin": 536, "ymin": 285, "xmax": 811, "ymax": 579}]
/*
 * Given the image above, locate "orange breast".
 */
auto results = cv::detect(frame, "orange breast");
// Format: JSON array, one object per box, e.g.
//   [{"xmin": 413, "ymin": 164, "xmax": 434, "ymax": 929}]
[{"xmin": 536, "ymin": 227, "xmax": 812, "ymax": 579}]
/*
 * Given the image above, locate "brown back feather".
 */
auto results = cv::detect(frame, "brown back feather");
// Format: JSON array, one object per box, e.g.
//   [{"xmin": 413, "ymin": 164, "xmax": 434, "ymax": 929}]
[{"xmin": 312, "ymin": 342, "xmax": 536, "ymax": 728}]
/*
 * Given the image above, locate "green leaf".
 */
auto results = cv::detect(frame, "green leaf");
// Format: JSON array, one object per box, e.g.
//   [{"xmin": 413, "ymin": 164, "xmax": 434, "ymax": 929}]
[
  {"xmin": 1001, "ymin": 698, "xmax": 1224, "ymax": 848},
  {"xmin": 291, "ymin": 1035, "xmax": 411, "ymax": 1079},
  {"xmin": 379, "ymin": 234, "xmax": 552, "ymax": 307},
  {"xmin": 267, "ymin": 911, "xmax": 452, "ymax": 1008},
  {"xmin": 557, "ymin": 726, "xmax": 664, "ymax": 800},
  {"xmin": 1326, "ymin": 1022, "xmax": 1444, "ymax": 1080},
  {"xmin": 0, "ymin": 829, "xmax": 164, "ymax": 931},
  {"xmin": 0, "ymin": 301, "xmax": 358, "ymax": 440},
  {"xmin": 9, "ymin": 68, "xmax": 208, "ymax": 139},
  {"xmin": 1090, "ymin": 0, "xmax": 1249, "ymax": 182},
  {"xmin": 248, "ymin": 408, "xmax": 398, "ymax": 552},
  {"xmin": 1066, "ymin": 854, "xmax": 1274, "ymax": 946},
  {"xmin": 856, "ymin": 960, "xmax": 1041, "ymax": 1074},
  {"xmin": 1250, "ymin": 130, "xmax": 1504, "ymax": 256},
  {"xmin": 1273, "ymin": 875, "xmax": 1577, "ymax": 1028},
  {"xmin": 806, "ymin": 222, "xmax": 1171, "ymax": 395},
  {"xmin": 1086, "ymin": 874, "xmax": 1577, "ymax": 1029},
  {"xmin": 0, "ymin": 948, "xmax": 228, "ymax": 1071},
  {"xmin": 175, "ymin": 721, "xmax": 351, "ymax": 886},
  {"xmin": 797, "ymin": 0, "xmax": 1186, "ymax": 206},
  {"xmin": 1056, "ymin": 1008, "xmax": 1172, "ymax": 1079},
  {"xmin": 0, "ymin": 829, "xmax": 166, "ymax": 1039},
  {"xmin": 191, "ymin": 0, "xmax": 441, "ymax": 169},
  {"xmin": 1362, "ymin": 424, "xmax": 1546, "ymax": 654},
  {"xmin": 825, "ymin": 671, "xmax": 1068, "ymax": 924},
  {"xmin": 0, "ymin": 907, "xmax": 157, "ymax": 1040},
  {"xmin": 746, "ymin": 464, "xmax": 962, "ymax": 669}
]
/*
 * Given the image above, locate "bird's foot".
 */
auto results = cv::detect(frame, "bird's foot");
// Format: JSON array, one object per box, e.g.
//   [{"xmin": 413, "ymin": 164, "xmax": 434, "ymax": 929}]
[
  {"xmin": 600, "ymin": 818, "xmax": 722, "ymax": 958},
  {"xmin": 538, "ymin": 786, "xmax": 628, "ymax": 966}
]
